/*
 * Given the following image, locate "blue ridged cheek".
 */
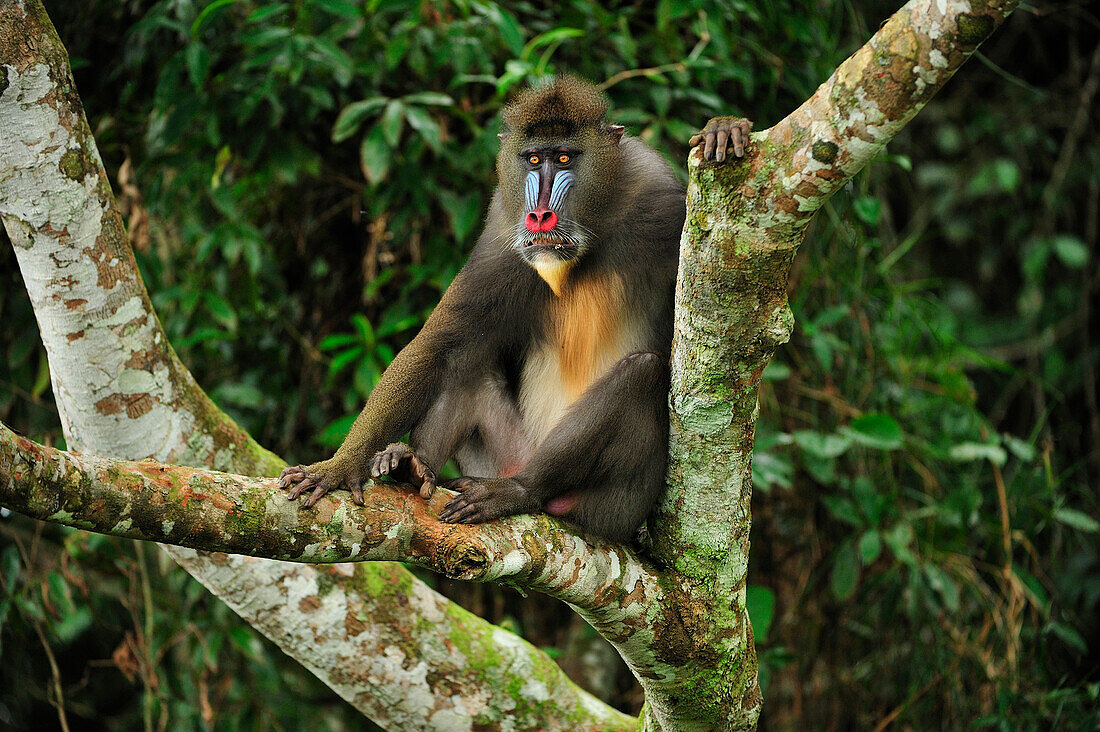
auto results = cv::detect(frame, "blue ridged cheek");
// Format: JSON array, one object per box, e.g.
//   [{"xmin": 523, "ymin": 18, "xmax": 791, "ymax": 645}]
[
  {"xmin": 525, "ymin": 170, "xmax": 539, "ymax": 211},
  {"xmin": 548, "ymin": 170, "xmax": 575, "ymax": 211}
]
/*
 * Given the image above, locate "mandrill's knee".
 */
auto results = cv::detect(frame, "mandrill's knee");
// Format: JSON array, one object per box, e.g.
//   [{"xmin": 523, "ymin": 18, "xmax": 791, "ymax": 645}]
[{"xmin": 615, "ymin": 351, "xmax": 668, "ymax": 390}]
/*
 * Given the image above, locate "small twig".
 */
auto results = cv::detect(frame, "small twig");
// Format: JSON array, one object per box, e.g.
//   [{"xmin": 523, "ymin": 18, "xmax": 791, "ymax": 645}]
[
  {"xmin": 598, "ymin": 23, "xmax": 710, "ymax": 91},
  {"xmin": 1042, "ymin": 42, "xmax": 1100, "ymax": 215},
  {"xmin": 133, "ymin": 541, "xmax": 160, "ymax": 732},
  {"xmin": 32, "ymin": 621, "xmax": 72, "ymax": 732}
]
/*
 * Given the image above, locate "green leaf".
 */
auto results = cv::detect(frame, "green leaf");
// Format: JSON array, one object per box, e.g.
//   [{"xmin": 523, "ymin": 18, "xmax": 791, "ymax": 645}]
[
  {"xmin": 402, "ymin": 92, "xmax": 454, "ymax": 107},
  {"xmin": 923, "ymin": 564, "xmax": 960, "ymax": 612},
  {"xmin": 316, "ymin": 414, "xmax": 357, "ymax": 448},
  {"xmin": 858, "ymin": 530, "xmax": 881, "ymax": 564},
  {"xmin": 1052, "ymin": 507, "xmax": 1099, "ymax": 533},
  {"xmin": 847, "ymin": 414, "xmax": 903, "ymax": 450},
  {"xmin": 31, "ymin": 351, "xmax": 50, "ymax": 398},
  {"xmin": 203, "ymin": 293, "xmax": 238, "ymax": 331},
  {"xmin": 351, "ymin": 313, "xmax": 375, "ymax": 344},
  {"xmin": 830, "ymin": 541, "xmax": 859, "ymax": 601},
  {"xmin": 360, "ymin": 126, "xmax": 391, "ymax": 184},
  {"xmin": 184, "ymin": 43, "xmax": 211, "ymax": 89},
  {"xmin": 1002, "ymin": 434, "xmax": 1036, "ymax": 462},
  {"xmin": 318, "ymin": 333, "xmax": 359, "ymax": 350},
  {"xmin": 762, "ymin": 361, "xmax": 791, "ymax": 381},
  {"xmin": 966, "ymin": 157, "xmax": 1020, "ymax": 195},
  {"xmin": 853, "ymin": 196, "xmax": 881, "ymax": 226},
  {"xmin": 746, "ymin": 585, "xmax": 775, "ymax": 642},
  {"xmin": 822, "ymin": 495, "xmax": 862, "ymax": 527},
  {"xmin": 52, "ymin": 606, "xmax": 93, "ymax": 644},
  {"xmin": 793, "ymin": 430, "xmax": 852, "ymax": 459},
  {"xmin": 311, "ymin": 0, "xmax": 361, "ymax": 19},
  {"xmin": 521, "ymin": 28, "xmax": 584, "ymax": 61},
  {"xmin": 1050, "ymin": 235, "xmax": 1089, "ymax": 269},
  {"xmin": 883, "ymin": 523, "xmax": 916, "ymax": 566},
  {"xmin": 949, "ymin": 442, "xmax": 1007, "ymax": 465},
  {"xmin": 495, "ymin": 8, "xmax": 525, "ymax": 55},
  {"xmin": 327, "ymin": 347, "xmax": 362, "ymax": 376},
  {"xmin": 190, "ymin": 0, "xmax": 242, "ymax": 37},
  {"xmin": 380, "ymin": 100, "xmax": 405, "ymax": 148},
  {"xmin": 332, "ymin": 98, "xmax": 388, "ymax": 142},
  {"xmin": 1045, "ymin": 622, "xmax": 1088, "ymax": 654},
  {"xmin": 405, "ymin": 106, "xmax": 442, "ymax": 152},
  {"xmin": 246, "ymin": 4, "xmax": 288, "ymax": 23},
  {"xmin": 437, "ymin": 189, "xmax": 481, "ymax": 242},
  {"xmin": 213, "ymin": 383, "xmax": 265, "ymax": 408}
]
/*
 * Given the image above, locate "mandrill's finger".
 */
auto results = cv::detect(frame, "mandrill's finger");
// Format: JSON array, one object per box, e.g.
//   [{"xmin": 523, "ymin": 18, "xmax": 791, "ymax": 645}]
[
  {"xmin": 703, "ymin": 132, "xmax": 716, "ymax": 161},
  {"xmin": 278, "ymin": 466, "xmax": 304, "ymax": 489},
  {"xmin": 715, "ymin": 129, "xmax": 729, "ymax": 162},
  {"xmin": 350, "ymin": 478, "xmax": 365, "ymax": 506},
  {"xmin": 443, "ymin": 477, "xmax": 474, "ymax": 493},
  {"xmin": 439, "ymin": 499, "xmax": 463, "ymax": 522},
  {"xmin": 740, "ymin": 119, "xmax": 752, "ymax": 138},
  {"xmin": 419, "ymin": 476, "xmax": 437, "ymax": 500},
  {"xmin": 731, "ymin": 128, "xmax": 744, "ymax": 158},
  {"xmin": 287, "ymin": 477, "xmax": 313, "ymax": 500},
  {"xmin": 442, "ymin": 500, "xmax": 480, "ymax": 524},
  {"xmin": 688, "ymin": 132, "xmax": 703, "ymax": 147},
  {"xmin": 304, "ymin": 482, "xmax": 329, "ymax": 509}
]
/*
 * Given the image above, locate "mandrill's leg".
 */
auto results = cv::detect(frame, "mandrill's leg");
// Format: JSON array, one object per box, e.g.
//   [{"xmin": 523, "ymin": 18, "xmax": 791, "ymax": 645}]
[{"xmin": 440, "ymin": 352, "xmax": 668, "ymax": 543}]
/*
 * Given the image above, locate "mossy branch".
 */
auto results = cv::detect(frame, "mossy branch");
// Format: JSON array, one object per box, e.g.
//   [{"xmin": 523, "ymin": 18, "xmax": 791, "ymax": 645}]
[{"xmin": 0, "ymin": 420, "xmax": 660, "ymax": 618}]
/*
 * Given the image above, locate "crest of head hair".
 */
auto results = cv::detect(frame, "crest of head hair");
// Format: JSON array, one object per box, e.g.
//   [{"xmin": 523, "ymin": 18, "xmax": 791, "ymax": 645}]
[{"xmin": 502, "ymin": 75, "xmax": 609, "ymax": 139}]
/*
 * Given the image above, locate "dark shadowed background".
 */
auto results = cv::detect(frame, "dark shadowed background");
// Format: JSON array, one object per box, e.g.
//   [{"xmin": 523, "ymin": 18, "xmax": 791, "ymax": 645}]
[{"xmin": 1, "ymin": 0, "xmax": 1097, "ymax": 729}]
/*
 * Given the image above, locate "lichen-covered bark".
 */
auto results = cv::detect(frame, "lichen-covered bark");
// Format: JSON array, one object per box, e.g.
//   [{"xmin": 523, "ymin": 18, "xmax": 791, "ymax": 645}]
[
  {"xmin": 645, "ymin": 1, "xmax": 1020, "ymax": 729},
  {"xmin": 0, "ymin": 2, "xmax": 628, "ymax": 728},
  {"xmin": 0, "ymin": 421, "xmax": 658, "ymax": 609},
  {"xmin": 1, "ymin": 0, "xmax": 1020, "ymax": 729}
]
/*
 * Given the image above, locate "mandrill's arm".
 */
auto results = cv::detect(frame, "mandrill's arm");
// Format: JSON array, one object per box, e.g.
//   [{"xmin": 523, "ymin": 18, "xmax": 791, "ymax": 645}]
[
  {"xmin": 278, "ymin": 324, "xmax": 446, "ymax": 506},
  {"xmin": 277, "ymin": 262, "xmax": 501, "ymax": 507}
]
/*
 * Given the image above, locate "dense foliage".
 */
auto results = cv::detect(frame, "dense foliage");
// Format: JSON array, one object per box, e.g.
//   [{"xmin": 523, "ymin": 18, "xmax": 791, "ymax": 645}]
[{"xmin": 1, "ymin": 0, "xmax": 1097, "ymax": 728}]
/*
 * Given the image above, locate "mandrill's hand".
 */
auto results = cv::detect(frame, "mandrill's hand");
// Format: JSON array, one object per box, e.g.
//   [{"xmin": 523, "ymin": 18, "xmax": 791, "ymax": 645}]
[
  {"xmin": 689, "ymin": 117, "xmax": 753, "ymax": 163},
  {"xmin": 438, "ymin": 476, "xmax": 540, "ymax": 525},
  {"xmin": 279, "ymin": 454, "xmax": 369, "ymax": 508},
  {"xmin": 369, "ymin": 442, "xmax": 438, "ymax": 499}
]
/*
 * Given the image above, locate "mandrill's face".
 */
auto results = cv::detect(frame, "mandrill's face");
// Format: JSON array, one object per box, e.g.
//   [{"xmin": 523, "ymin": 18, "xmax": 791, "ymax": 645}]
[{"xmin": 496, "ymin": 124, "xmax": 624, "ymax": 270}]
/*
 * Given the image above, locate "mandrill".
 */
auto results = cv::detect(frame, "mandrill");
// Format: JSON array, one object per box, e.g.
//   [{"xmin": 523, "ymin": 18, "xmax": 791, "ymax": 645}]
[{"xmin": 280, "ymin": 76, "xmax": 750, "ymax": 542}]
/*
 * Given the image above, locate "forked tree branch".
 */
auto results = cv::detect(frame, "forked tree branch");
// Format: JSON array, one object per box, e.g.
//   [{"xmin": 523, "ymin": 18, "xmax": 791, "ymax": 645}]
[
  {"xmin": 0, "ymin": 0, "xmax": 1021, "ymax": 729},
  {"xmin": 0, "ymin": 1, "xmax": 628, "ymax": 728},
  {"xmin": 0, "ymin": 421, "xmax": 659, "ymax": 615}
]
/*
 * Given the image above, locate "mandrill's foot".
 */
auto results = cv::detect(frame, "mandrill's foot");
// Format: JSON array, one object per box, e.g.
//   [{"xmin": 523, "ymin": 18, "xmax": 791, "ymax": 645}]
[
  {"xmin": 371, "ymin": 442, "xmax": 438, "ymax": 499},
  {"xmin": 689, "ymin": 117, "xmax": 753, "ymax": 163},
  {"xmin": 439, "ymin": 477, "xmax": 540, "ymax": 525},
  {"xmin": 278, "ymin": 457, "xmax": 366, "ymax": 508}
]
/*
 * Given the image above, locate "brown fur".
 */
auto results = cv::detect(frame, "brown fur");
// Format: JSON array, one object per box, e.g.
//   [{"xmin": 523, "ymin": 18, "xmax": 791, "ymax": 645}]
[{"xmin": 502, "ymin": 76, "xmax": 609, "ymax": 138}]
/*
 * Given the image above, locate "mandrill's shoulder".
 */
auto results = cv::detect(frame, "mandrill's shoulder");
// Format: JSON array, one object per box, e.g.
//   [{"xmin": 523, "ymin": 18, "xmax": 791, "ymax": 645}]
[{"xmin": 617, "ymin": 136, "xmax": 687, "ymax": 243}]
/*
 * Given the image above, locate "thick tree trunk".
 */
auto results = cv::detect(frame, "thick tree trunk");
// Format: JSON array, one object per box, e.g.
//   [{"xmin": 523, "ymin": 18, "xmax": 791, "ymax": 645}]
[
  {"xmin": 0, "ymin": 2, "xmax": 626, "ymax": 728},
  {"xmin": 0, "ymin": 0, "xmax": 1019, "ymax": 729}
]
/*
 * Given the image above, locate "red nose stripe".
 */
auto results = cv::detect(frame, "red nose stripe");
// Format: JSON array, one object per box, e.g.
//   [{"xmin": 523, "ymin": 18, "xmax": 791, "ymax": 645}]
[{"xmin": 525, "ymin": 208, "xmax": 558, "ymax": 232}]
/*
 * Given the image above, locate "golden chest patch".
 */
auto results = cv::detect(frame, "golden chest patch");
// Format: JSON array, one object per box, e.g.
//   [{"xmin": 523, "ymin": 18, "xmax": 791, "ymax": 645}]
[{"xmin": 519, "ymin": 271, "xmax": 644, "ymax": 444}]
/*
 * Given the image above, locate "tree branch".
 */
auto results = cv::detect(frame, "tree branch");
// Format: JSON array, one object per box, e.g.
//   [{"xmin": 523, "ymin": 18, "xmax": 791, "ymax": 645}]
[
  {"xmin": 0, "ymin": 2, "xmax": 630, "ymax": 727},
  {"xmin": 1, "ymin": 0, "xmax": 1023, "ymax": 728},
  {"xmin": 757, "ymin": 0, "xmax": 1019, "ymax": 239},
  {"xmin": 0, "ymin": 420, "xmax": 660, "ymax": 617},
  {"xmin": 647, "ymin": 0, "xmax": 1020, "ymax": 728}
]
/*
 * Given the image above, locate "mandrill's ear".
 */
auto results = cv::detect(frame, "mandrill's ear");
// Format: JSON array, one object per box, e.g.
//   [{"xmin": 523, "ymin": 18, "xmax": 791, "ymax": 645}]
[
  {"xmin": 608, "ymin": 125, "xmax": 625, "ymax": 144},
  {"xmin": 498, "ymin": 131, "xmax": 509, "ymax": 142}
]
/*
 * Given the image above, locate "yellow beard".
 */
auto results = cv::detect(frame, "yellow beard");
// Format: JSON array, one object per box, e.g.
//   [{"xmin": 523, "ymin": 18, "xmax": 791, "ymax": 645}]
[{"xmin": 532, "ymin": 258, "xmax": 575, "ymax": 297}]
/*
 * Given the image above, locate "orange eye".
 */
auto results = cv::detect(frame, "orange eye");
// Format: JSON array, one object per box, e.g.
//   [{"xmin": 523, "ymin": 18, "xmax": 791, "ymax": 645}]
[
  {"xmin": 528, "ymin": 155, "xmax": 540, "ymax": 165},
  {"xmin": 558, "ymin": 153, "xmax": 570, "ymax": 164}
]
